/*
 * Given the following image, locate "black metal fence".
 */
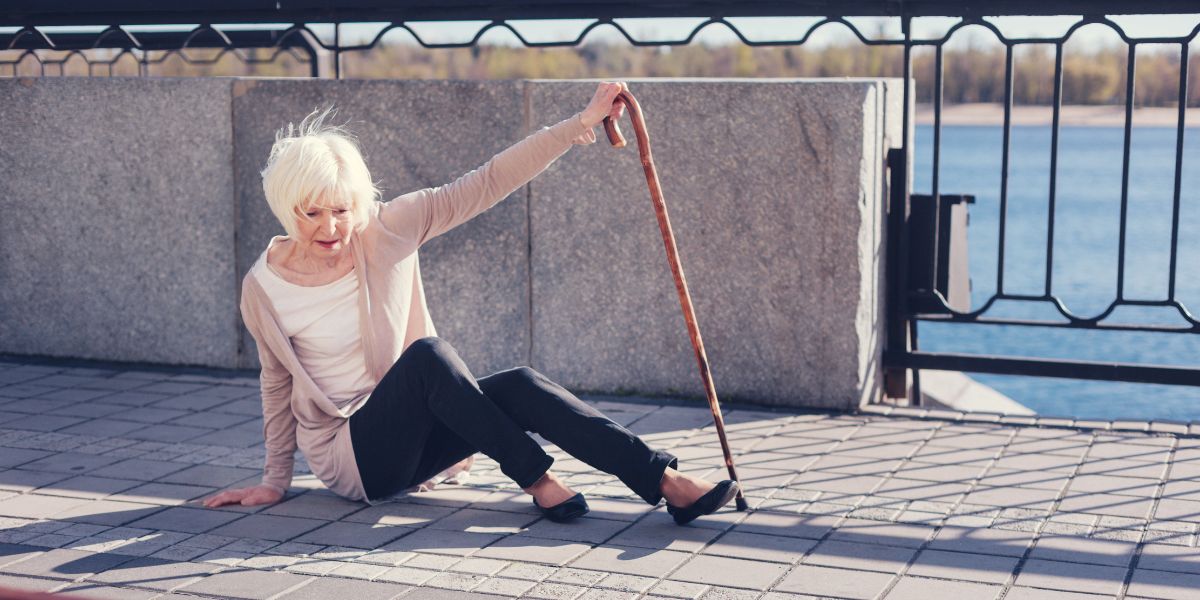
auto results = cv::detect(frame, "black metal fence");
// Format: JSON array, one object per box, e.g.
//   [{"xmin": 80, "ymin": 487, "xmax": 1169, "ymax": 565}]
[{"xmin": 3, "ymin": 1, "xmax": 1198, "ymax": 404}]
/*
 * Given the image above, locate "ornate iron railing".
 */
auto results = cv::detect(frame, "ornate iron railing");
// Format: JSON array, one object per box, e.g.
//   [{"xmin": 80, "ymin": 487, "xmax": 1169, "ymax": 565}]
[{"xmin": 4, "ymin": 1, "xmax": 1197, "ymax": 404}]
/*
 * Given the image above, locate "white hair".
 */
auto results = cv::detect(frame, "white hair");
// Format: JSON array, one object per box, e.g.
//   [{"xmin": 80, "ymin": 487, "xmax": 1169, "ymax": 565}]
[{"xmin": 260, "ymin": 105, "xmax": 380, "ymax": 240}]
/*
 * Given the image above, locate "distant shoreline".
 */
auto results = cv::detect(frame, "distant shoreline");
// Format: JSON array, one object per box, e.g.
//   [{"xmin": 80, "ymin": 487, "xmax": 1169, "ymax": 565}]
[{"xmin": 915, "ymin": 103, "xmax": 1199, "ymax": 127}]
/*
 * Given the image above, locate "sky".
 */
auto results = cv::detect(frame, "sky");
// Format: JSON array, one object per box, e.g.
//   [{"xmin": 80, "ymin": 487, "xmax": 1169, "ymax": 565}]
[{"xmin": 6, "ymin": 14, "xmax": 1199, "ymax": 49}]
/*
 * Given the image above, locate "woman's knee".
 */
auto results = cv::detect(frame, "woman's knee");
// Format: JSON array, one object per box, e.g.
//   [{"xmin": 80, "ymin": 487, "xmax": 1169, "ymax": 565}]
[
  {"xmin": 400, "ymin": 336, "xmax": 459, "ymax": 367},
  {"xmin": 501, "ymin": 366, "xmax": 543, "ymax": 388}
]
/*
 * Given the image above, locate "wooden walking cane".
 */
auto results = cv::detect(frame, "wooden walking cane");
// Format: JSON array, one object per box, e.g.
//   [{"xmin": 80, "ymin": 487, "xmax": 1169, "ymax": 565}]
[{"xmin": 603, "ymin": 90, "xmax": 748, "ymax": 512}]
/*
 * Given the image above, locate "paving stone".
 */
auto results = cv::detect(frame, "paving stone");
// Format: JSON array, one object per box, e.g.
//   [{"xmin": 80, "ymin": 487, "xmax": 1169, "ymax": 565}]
[
  {"xmin": 287, "ymin": 576, "xmax": 411, "ymax": 599},
  {"xmin": 56, "ymin": 582, "xmax": 161, "ymax": 599},
  {"xmin": 1058, "ymin": 492, "xmax": 1155, "ymax": 519},
  {"xmin": 0, "ymin": 449, "xmax": 54, "ymax": 469},
  {"xmin": 87, "ymin": 556, "xmax": 219, "ymax": 591},
  {"xmin": 544, "ymin": 567, "xmax": 607, "ymax": 586},
  {"xmin": 650, "ymin": 579, "xmax": 710, "ymax": 599},
  {"xmin": 891, "ymin": 462, "xmax": 987, "ymax": 483},
  {"xmin": 149, "ymin": 545, "xmax": 211, "ymax": 562},
  {"xmin": 785, "ymin": 471, "xmax": 884, "ymax": 497},
  {"xmin": 669, "ymin": 554, "xmax": 790, "ymax": 590},
  {"xmin": 524, "ymin": 581, "xmax": 587, "ymax": 599},
  {"xmin": 0, "ymin": 573, "xmax": 63, "ymax": 593},
  {"xmin": 731, "ymin": 511, "xmax": 838, "ymax": 539},
  {"xmin": 425, "ymin": 571, "xmax": 487, "ymax": 591},
  {"xmin": 325, "ymin": 560, "xmax": 389, "ymax": 580},
  {"xmin": 155, "ymin": 464, "xmax": 259, "ymax": 488},
  {"xmin": 805, "ymin": 539, "xmax": 917, "ymax": 574},
  {"xmin": 4, "ymin": 548, "xmax": 136, "ymax": 580},
  {"xmin": 522, "ymin": 515, "xmax": 630, "ymax": 544},
  {"xmin": 100, "ymin": 392, "xmax": 174, "ymax": 407},
  {"xmin": 1155, "ymin": 498, "xmax": 1200, "ymax": 521},
  {"xmin": 568, "ymin": 544, "xmax": 691, "ymax": 576},
  {"xmin": 263, "ymin": 492, "xmax": 365, "ymax": 521},
  {"xmin": 0, "ymin": 469, "xmax": 71, "ymax": 492},
  {"xmin": 120, "ymin": 424, "xmax": 212, "ymax": 443},
  {"xmin": 0, "ymin": 493, "xmax": 92, "ymax": 519},
  {"xmin": 963, "ymin": 485, "xmax": 1061, "ymax": 511},
  {"xmin": 36, "ymin": 388, "xmax": 113, "ymax": 403},
  {"xmin": 883, "ymin": 576, "xmax": 1001, "ymax": 599},
  {"xmin": 427, "ymin": 508, "xmax": 540, "ymax": 535},
  {"xmin": 111, "ymin": 482, "xmax": 216, "ymax": 505},
  {"xmin": 395, "ymin": 486, "xmax": 495, "ymax": 508},
  {"xmin": 126, "ymin": 506, "xmax": 243, "ymax": 533},
  {"xmin": 447, "ymin": 557, "xmax": 510, "ymax": 576},
  {"xmin": 1003, "ymin": 587, "xmax": 1114, "ymax": 599},
  {"xmin": 344, "ymin": 501, "xmax": 459, "ymax": 527},
  {"xmin": 176, "ymin": 567, "xmax": 312, "ymax": 599},
  {"xmin": 136, "ymin": 382, "xmax": 212, "ymax": 395},
  {"xmin": 827, "ymin": 518, "xmax": 935, "ymax": 548},
  {"xmin": 293, "ymin": 521, "xmax": 412, "ymax": 548},
  {"xmin": 167, "ymin": 411, "xmax": 251, "ymax": 429},
  {"xmin": 873, "ymin": 478, "xmax": 971, "ymax": 503},
  {"xmin": 699, "ymin": 530, "xmax": 817, "ymax": 563},
  {"xmin": 472, "ymin": 577, "xmax": 537, "ymax": 596},
  {"xmin": 58, "ymin": 418, "xmax": 144, "ymax": 438},
  {"xmin": 32, "ymin": 475, "xmax": 138, "ymax": 500},
  {"xmin": 774, "ymin": 564, "xmax": 895, "ymax": 598},
  {"xmin": 20, "ymin": 453, "xmax": 122, "ymax": 475},
  {"xmin": 1013, "ymin": 558, "xmax": 1128, "ymax": 595},
  {"xmin": 403, "ymin": 553, "xmax": 460, "ymax": 570},
  {"xmin": 356, "ymin": 543, "xmax": 418, "ymax": 567},
  {"xmin": 1078, "ymin": 458, "xmax": 1168, "ymax": 480},
  {"xmin": 1137, "ymin": 542, "xmax": 1200, "ymax": 575},
  {"xmin": 1028, "ymin": 534, "xmax": 1137, "ymax": 567},
  {"xmin": 52, "ymin": 499, "xmax": 165, "ymax": 527},
  {"xmin": 376, "ymin": 565, "xmax": 439, "ymax": 586},
  {"xmin": 204, "ymin": 513, "xmax": 327, "ymax": 541},
  {"xmin": 1126, "ymin": 568, "xmax": 1200, "ymax": 600},
  {"xmin": 697, "ymin": 587, "xmax": 760, "ymax": 600},
  {"xmin": 387, "ymin": 527, "xmax": 505, "ymax": 557},
  {"xmin": 90, "ymin": 459, "xmax": 190, "ymax": 482},
  {"xmin": 1, "ymin": 398, "xmax": 77, "ymax": 415},
  {"xmin": 905, "ymin": 549, "xmax": 1019, "ymax": 584},
  {"xmin": 262, "ymin": 541, "xmax": 323, "ymax": 557},
  {"xmin": 975, "ymin": 468, "xmax": 1069, "ymax": 491}
]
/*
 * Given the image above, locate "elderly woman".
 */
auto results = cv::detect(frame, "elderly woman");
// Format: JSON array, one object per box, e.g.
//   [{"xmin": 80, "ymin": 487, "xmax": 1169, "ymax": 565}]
[{"xmin": 202, "ymin": 82, "xmax": 738, "ymax": 525}]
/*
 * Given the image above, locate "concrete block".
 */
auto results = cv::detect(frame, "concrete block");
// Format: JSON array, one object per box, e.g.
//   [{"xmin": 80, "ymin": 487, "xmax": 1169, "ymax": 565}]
[
  {"xmin": 0, "ymin": 77, "xmax": 237, "ymax": 367},
  {"xmin": 528, "ymin": 79, "xmax": 900, "ymax": 409},
  {"xmin": 231, "ymin": 79, "xmax": 532, "ymax": 375}
]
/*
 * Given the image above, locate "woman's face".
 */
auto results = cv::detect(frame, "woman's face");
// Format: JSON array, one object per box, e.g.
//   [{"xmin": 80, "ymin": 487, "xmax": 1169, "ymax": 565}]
[{"xmin": 295, "ymin": 194, "xmax": 356, "ymax": 258}]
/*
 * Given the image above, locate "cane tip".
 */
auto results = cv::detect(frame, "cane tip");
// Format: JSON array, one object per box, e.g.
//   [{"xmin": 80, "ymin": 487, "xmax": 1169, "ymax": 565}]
[{"xmin": 735, "ymin": 496, "xmax": 749, "ymax": 512}]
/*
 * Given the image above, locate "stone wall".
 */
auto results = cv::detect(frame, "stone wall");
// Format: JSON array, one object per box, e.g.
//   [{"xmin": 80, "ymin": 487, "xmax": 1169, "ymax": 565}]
[{"xmin": 0, "ymin": 77, "xmax": 904, "ymax": 409}]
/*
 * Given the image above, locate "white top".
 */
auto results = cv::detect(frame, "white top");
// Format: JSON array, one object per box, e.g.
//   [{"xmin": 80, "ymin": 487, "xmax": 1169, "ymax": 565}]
[{"xmin": 254, "ymin": 259, "xmax": 374, "ymax": 408}]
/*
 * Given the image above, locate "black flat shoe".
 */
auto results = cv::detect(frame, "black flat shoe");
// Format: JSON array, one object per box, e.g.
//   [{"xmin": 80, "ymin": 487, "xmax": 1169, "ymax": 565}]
[
  {"xmin": 666, "ymin": 480, "xmax": 740, "ymax": 526},
  {"xmin": 533, "ymin": 492, "xmax": 589, "ymax": 522}
]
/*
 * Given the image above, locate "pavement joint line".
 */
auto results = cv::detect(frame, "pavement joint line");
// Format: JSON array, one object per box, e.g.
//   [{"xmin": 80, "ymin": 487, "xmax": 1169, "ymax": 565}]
[
  {"xmin": 1116, "ymin": 434, "xmax": 1180, "ymax": 600},
  {"xmin": 993, "ymin": 429, "xmax": 1100, "ymax": 599}
]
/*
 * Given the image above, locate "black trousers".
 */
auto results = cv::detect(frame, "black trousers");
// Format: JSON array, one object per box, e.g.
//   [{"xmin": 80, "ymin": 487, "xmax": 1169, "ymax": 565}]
[{"xmin": 349, "ymin": 336, "xmax": 678, "ymax": 504}]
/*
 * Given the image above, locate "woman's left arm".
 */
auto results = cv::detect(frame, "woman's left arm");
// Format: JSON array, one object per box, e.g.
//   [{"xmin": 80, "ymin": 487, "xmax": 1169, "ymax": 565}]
[{"xmin": 379, "ymin": 82, "xmax": 627, "ymax": 247}]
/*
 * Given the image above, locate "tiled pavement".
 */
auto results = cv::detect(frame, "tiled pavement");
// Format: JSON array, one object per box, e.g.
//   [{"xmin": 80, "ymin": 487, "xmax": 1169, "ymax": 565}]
[{"xmin": 1, "ymin": 359, "xmax": 1200, "ymax": 599}]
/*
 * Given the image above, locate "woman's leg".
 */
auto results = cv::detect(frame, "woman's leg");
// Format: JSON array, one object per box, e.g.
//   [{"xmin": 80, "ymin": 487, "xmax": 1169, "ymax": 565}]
[
  {"xmin": 477, "ymin": 366, "xmax": 679, "ymax": 506},
  {"xmin": 349, "ymin": 337, "xmax": 554, "ymax": 501}
]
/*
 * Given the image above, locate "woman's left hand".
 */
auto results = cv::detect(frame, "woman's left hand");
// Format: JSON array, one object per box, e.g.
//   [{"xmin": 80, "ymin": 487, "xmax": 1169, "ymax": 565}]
[{"xmin": 572, "ymin": 81, "xmax": 629, "ymax": 144}]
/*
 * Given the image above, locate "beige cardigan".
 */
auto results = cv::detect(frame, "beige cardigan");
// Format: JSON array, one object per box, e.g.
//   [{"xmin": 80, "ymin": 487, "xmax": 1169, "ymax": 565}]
[{"xmin": 239, "ymin": 112, "xmax": 592, "ymax": 501}]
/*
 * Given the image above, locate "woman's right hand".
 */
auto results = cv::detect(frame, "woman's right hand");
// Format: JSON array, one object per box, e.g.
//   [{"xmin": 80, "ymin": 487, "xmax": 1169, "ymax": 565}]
[{"xmin": 201, "ymin": 484, "xmax": 284, "ymax": 508}]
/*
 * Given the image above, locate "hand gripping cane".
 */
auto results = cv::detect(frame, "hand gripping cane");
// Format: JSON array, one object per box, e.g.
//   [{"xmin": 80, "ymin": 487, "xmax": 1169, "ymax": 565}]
[{"xmin": 603, "ymin": 90, "xmax": 748, "ymax": 512}]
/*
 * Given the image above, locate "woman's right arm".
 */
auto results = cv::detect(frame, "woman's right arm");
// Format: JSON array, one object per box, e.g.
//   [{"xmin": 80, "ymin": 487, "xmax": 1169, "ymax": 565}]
[{"xmin": 204, "ymin": 287, "xmax": 296, "ymax": 508}]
